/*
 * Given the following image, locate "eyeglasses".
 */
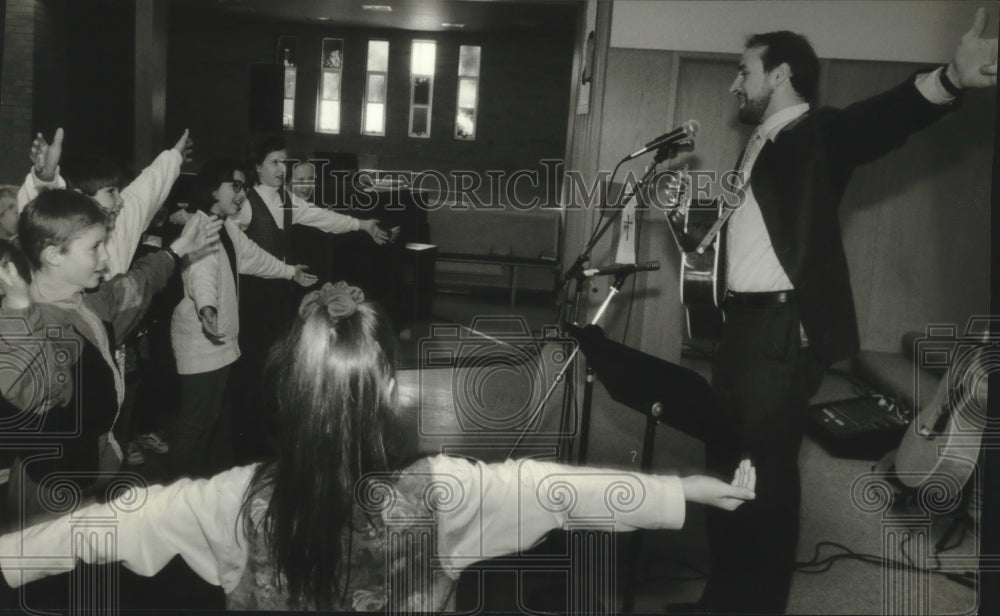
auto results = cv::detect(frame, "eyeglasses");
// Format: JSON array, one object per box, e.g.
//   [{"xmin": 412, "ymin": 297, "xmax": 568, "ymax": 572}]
[{"xmin": 230, "ymin": 180, "xmax": 245, "ymax": 193}]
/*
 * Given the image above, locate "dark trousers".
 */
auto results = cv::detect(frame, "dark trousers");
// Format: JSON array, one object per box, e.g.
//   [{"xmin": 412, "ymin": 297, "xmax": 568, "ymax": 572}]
[
  {"xmin": 701, "ymin": 302, "xmax": 825, "ymax": 614},
  {"xmin": 170, "ymin": 365, "xmax": 233, "ymax": 479},
  {"xmin": 232, "ymin": 278, "xmax": 292, "ymax": 464}
]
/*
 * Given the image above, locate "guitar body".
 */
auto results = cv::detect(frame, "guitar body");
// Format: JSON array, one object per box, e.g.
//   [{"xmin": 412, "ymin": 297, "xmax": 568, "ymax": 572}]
[
  {"xmin": 894, "ymin": 342, "xmax": 989, "ymax": 497},
  {"xmin": 653, "ymin": 170, "xmax": 727, "ymax": 341},
  {"xmin": 679, "ymin": 199, "xmax": 726, "ymax": 341}
]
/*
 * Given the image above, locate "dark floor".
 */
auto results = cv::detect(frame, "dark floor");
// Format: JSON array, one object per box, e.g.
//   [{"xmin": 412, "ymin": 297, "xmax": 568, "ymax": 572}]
[
  {"xmin": 2, "ymin": 286, "xmax": 978, "ymax": 614},
  {"xmin": 400, "ymin": 288, "xmax": 980, "ymax": 614}
]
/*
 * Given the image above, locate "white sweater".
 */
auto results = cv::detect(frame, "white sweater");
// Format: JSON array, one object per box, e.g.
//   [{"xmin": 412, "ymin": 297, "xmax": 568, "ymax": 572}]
[
  {"xmin": 0, "ymin": 455, "xmax": 687, "ymax": 593},
  {"xmin": 171, "ymin": 217, "xmax": 295, "ymax": 375}
]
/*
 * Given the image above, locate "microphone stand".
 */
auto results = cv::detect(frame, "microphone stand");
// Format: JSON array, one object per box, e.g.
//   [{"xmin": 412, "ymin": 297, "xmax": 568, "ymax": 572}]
[
  {"xmin": 572, "ymin": 268, "xmax": 641, "ymax": 464},
  {"xmin": 559, "ymin": 142, "xmax": 684, "ymax": 323},
  {"xmin": 505, "ymin": 267, "xmax": 642, "ymax": 461},
  {"xmin": 510, "ymin": 143, "xmax": 683, "ymax": 463},
  {"xmin": 560, "ymin": 141, "xmax": 687, "ymax": 293}
]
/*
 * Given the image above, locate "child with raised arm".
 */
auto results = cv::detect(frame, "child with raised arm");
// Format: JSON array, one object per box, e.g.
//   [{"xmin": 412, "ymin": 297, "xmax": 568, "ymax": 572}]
[
  {"xmin": 169, "ymin": 160, "xmax": 316, "ymax": 478},
  {"xmin": 17, "ymin": 127, "xmax": 194, "ymax": 278},
  {"xmin": 0, "ymin": 284, "xmax": 754, "ymax": 611},
  {"xmin": 0, "ymin": 190, "xmax": 221, "ymax": 524}
]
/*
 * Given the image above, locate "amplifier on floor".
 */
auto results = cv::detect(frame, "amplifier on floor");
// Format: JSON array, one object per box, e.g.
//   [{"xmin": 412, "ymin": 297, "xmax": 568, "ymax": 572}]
[{"xmin": 806, "ymin": 395, "xmax": 909, "ymax": 460}]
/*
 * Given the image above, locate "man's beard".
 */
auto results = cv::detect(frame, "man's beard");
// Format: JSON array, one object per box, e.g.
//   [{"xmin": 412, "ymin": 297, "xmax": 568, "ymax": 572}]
[{"xmin": 738, "ymin": 90, "xmax": 771, "ymax": 125}]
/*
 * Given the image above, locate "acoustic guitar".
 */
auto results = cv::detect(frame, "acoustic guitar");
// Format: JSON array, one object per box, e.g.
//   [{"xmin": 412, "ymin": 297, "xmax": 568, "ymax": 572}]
[
  {"xmin": 649, "ymin": 169, "xmax": 726, "ymax": 341},
  {"xmin": 893, "ymin": 333, "xmax": 991, "ymax": 498}
]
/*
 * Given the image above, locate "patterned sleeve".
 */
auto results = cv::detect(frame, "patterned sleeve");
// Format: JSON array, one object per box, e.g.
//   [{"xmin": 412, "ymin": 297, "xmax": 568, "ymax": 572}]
[
  {"xmin": 0, "ymin": 465, "xmax": 257, "ymax": 592},
  {"xmin": 421, "ymin": 455, "xmax": 686, "ymax": 577}
]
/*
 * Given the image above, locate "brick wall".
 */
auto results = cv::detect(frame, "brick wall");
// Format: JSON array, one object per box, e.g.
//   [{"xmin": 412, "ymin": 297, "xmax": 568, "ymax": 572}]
[
  {"xmin": 59, "ymin": 0, "xmax": 134, "ymax": 169},
  {"xmin": 0, "ymin": 0, "xmax": 35, "ymax": 184},
  {"xmin": 0, "ymin": 0, "xmax": 121, "ymax": 184},
  {"xmin": 32, "ymin": 0, "xmax": 66, "ymax": 141}
]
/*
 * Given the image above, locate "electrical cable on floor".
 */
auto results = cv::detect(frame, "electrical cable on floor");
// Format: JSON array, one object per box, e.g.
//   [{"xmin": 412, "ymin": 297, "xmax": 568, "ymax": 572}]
[{"xmin": 795, "ymin": 540, "xmax": 976, "ymax": 589}]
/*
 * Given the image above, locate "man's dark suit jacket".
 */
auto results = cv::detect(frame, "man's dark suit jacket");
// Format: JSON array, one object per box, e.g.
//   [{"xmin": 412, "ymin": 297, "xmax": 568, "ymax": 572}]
[{"xmin": 747, "ymin": 73, "xmax": 958, "ymax": 364}]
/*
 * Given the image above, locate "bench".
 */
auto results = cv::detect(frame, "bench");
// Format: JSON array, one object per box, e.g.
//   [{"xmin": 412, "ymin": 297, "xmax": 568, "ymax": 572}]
[{"xmin": 427, "ymin": 206, "xmax": 561, "ymax": 307}]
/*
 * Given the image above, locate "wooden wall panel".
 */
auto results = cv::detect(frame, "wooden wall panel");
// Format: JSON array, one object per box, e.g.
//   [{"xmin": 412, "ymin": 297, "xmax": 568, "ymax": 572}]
[
  {"xmin": 827, "ymin": 61, "xmax": 993, "ymax": 352},
  {"xmin": 595, "ymin": 48, "xmax": 992, "ymax": 358},
  {"xmin": 671, "ymin": 55, "xmax": 750, "ymax": 198},
  {"xmin": 824, "ymin": 61, "xmax": 897, "ymax": 350},
  {"xmin": 593, "ymin": 47, "xmax": 680, "ymax": 357},
  {"xmin": 598, "ymin": 48, "xmax": 674, "ymax": 176}
]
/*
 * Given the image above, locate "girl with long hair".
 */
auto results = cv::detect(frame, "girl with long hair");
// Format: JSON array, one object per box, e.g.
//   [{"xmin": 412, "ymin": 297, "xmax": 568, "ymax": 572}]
[{"xmin": 0, "ymin": 284, "xmax": 755, "ymax": 610}]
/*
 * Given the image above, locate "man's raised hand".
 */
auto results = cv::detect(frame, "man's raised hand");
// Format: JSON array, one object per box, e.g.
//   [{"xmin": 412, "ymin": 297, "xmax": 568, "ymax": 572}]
[{"xmin": 949, "ymin": 7, "xmax": 998, "ymax": 89}]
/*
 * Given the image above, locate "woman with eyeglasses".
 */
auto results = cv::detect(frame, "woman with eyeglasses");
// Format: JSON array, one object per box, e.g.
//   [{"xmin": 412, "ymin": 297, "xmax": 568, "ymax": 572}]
[{"xmin": 168, "ymin": 160, "xmax": 317, "ymax": 479}]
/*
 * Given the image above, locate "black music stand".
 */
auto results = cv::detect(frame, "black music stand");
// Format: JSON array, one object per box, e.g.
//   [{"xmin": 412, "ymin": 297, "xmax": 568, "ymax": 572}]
[
  {"xmin": 564, "ymin": 323, "xmax": 721, "ymax": 614},
  {"xmin": 565, "ymin": 323, "xmax": 719, "ymax": 464}
]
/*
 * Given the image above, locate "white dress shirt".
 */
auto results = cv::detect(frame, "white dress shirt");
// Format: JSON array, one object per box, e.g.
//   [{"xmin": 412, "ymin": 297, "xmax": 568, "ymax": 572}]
[
  {"xmin": 726, "ymin": 67, "xmax": 956, "ymax": 293},
  {"xmin": 726, "ymin": 103, "xmax": 810, "ymax": 293}
]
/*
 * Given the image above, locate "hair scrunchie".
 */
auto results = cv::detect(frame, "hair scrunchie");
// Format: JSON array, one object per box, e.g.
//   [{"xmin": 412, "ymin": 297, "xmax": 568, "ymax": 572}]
[{"xmin": 299, "ymin": 281, "xmax": 365, "ymax": 321}]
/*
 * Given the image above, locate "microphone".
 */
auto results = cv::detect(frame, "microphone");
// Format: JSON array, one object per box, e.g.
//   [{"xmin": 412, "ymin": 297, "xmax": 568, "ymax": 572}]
[
  {"xmin": 582, "ymin": 261, "xmax": 661, "ymax": 277},
  {"xmin": 624, "ymin": 120, "xmax": 700, "ymax": 161}
]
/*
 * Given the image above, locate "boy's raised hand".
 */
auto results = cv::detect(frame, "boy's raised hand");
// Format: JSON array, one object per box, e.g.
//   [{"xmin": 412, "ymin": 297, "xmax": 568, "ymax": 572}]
[
  {"xmin": 0, "ymin": 260, "xmax": 31, "ymax": 310},
  {"xmin": 29, "ymin": 128, "xmax": 64, "ymax": 182},
  {"xmin": 170, "ymin": 210, "xmax": 222, "ymax": 264},
  {"xmin": 172, "ymin": 129, "xmax": 194, "ymax": 163}
]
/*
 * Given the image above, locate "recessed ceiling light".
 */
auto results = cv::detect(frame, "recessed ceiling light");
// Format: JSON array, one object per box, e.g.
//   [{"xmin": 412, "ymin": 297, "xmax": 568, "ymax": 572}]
[
  {"xmin": 441, "ymin": 23, "xmax": 465, "ymax": 28},
  {"xmin": 362, "ymin": 4, "xmax": 393, "ymax": 11},
  {"xmin": 317, "ymin": 16, "xmax": 331, "ymax": 20}
]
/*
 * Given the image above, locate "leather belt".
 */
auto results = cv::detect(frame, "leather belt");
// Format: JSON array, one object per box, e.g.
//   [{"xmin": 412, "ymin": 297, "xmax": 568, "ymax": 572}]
[{"xmin": 724, "ymin": 290, "xmax": 795, "ymax": 308}]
